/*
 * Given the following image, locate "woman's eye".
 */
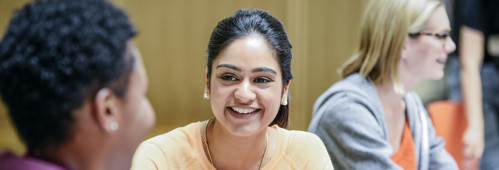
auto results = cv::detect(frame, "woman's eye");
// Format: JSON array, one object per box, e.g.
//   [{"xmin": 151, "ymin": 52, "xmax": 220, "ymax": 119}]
[
  {"xmin": 254, "ymin": 77, "xmax": 271, "ymax": 84},
  {"xmin": 220, "ymin": 75, "xmax": 238, "ymax": 81},
  {"xmin": 435, "ymin": 33, "xmax": 449, "ymax": 39}
]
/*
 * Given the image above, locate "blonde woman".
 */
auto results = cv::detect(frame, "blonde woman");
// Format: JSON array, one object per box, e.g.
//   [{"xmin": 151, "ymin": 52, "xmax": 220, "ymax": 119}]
[
  {"xmin": 308, "ymin": 0, "xmax": 458, "ymax": 169},
  {"xmin": 132, "ymin": 9, "xmax": 333, "ymax": 170}
]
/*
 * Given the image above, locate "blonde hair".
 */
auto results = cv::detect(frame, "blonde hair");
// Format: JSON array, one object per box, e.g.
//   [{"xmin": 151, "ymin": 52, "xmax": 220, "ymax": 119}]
[{"xmin": 340, "ymin": 0, "xmax": 441, "ymax": 94}]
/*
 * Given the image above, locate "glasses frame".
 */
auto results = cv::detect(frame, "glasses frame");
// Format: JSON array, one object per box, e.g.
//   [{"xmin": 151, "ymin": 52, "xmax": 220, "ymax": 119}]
[{"xmin": 408, "ymin": 31, "xmax": 451, "ymax": 47}]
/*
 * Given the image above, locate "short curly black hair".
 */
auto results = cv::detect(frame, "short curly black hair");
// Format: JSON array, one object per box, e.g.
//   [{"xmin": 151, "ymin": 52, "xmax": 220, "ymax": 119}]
[{"xmin": 0, "ymin": 0, "xmax": 137, "ymax": 154}]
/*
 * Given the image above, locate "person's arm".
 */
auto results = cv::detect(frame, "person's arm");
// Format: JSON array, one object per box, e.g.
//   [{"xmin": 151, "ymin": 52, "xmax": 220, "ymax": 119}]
[
  {"xmin": 313, "ymin": 95, "xmax": 402, "ymax": 170},
  {"xmin": 459, "ymin": 25, "xmax": 485, "ymax": 168}
]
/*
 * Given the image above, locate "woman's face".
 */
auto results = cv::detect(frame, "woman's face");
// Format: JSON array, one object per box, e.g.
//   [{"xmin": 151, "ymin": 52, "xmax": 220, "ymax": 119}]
[
  {"xmin": 207, "ymin": 36, "xmax": 289, "ymax": 137},
  {"xmin": 115, "ymin": 42, "xmax": 155, "ymax": 160},
  {"xmin": 401, "ymin": 5, "xmax": 456, "ymax": 80}
]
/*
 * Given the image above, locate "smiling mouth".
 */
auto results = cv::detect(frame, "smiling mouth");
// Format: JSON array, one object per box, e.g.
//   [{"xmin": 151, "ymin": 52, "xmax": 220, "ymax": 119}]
[
  {"xmin": 229, "ymin": 107, "xmax": 260, "ymax": 114},
  {"xmin": 436, "ymin": 59, "xmax": 446, "ymax": 64}
]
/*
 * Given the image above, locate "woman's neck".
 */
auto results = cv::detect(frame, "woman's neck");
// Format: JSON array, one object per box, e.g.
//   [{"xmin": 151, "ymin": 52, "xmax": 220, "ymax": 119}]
[
  {"xmin": 398, "ymin": 62, "xmax": 421, "ymax": 92},
  {"xmin": 375, "ymin": 83, "xmax": 404, "ymax": 104},
  {"xmin": 204, "ymin": 119, "xmax": 271, "ymax": 170},
  {"xmin": 374, "ymin": 82, "xmax": 408, "ymax": 151},
  {"xmin": 374, "ymin": 81, "xmax": 408, "ymax": 117}
]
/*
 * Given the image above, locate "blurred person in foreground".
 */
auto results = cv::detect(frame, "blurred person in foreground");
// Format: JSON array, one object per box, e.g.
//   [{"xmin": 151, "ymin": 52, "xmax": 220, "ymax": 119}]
[
  {"xmin": 308, "ymin": 0, "xmax": 458, "ymax": 169},
  {"xmin": 0, "ymin": 0, "xmax": 155, "ymax": 169}
]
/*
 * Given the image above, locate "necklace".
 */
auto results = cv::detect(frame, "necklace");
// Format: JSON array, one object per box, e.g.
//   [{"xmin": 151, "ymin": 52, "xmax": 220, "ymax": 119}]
[{"xmin": 203, "ymin": 118, "xmax": 268, "ymax": 169}]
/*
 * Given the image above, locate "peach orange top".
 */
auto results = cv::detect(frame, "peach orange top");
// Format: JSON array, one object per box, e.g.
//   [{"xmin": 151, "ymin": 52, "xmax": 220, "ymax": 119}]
[
  {"xmin": 390, "ymin": 118, "xmax": 417, "ymax": 170},
  {"xmin": 131, "ymin": 121, "xmax": 333, "ymax": 170}
]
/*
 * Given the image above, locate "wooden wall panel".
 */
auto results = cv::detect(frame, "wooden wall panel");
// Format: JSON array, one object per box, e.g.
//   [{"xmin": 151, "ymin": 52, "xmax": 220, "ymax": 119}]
[
  {"xmin": 305, "ymin": 0, "xmax": 366, "ymax": 123},
  {"xmin": 0, "ymin": 0, "xmax": 33, "ymax": 154}
]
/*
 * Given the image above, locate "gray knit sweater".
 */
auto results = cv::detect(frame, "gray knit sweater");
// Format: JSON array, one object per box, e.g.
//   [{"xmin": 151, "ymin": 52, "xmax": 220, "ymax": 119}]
[{"xmin": 308, "ymin": 73, "xmax": 457, "ymax": 170}]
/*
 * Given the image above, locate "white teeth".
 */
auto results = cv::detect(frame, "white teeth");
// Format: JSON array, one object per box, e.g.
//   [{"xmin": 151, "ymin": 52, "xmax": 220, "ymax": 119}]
[{"xmin": 231, "ymin": 107, "xmax": 256, "ymax": 114}]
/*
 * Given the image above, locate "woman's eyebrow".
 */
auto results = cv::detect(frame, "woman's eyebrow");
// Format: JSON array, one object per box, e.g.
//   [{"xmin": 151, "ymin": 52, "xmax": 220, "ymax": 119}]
[
  {"xmin": 252, "ymin": 67, "xmax": 277, "ymax": 75},
  {"xmin": 216, "ymin": 64, "xmax": 241, "ymax": 72},
  {"xmin": 216, "ymin": 64, "xmax": 277, "ymax": 75}
]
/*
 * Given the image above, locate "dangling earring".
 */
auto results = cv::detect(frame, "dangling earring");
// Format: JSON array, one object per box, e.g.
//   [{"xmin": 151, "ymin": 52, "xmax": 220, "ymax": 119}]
[
  {"xmin": 203, "ymin": 92, "xmax": 209, "ymax": 99},
  {"xmin": 282, "ymin": 100, "xmax": 288, "ymax": 106},
  {"xmin": 110, "ymin": 121, "xmax": 119, "ymax": 131}
]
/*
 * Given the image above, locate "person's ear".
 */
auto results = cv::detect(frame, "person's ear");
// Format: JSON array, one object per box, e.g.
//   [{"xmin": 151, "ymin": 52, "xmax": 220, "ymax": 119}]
[
  {"xmin": 401, "ymin": 37, "xmax": 411, "ymax": 60},
  {"xmin": 281, "ymin": 80, "xmax": 291, "ymax": 105},
  {"xmin": 204, "ymin": 68, "xmax": 210, "ymax": 100},
  {"xmin": 93, "ymin": 88, "xmax": 120, "ymax": 133}
]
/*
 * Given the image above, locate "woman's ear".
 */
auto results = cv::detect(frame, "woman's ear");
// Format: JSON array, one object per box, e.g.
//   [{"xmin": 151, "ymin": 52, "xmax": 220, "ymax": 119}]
[
  {"xmin": 400, "ymin": 37, "xmax": 411, "ymax": 60},
  {"xmin": 204, "ymin": 68, "xmax": 210, "ymax": 99},
  {"xmin": 93, "ymin": 88, "xmax": 120, "ymax": 133},
  {"xmin": 281, "ymin": 80, "xmax": 291, "ymax": 105}
]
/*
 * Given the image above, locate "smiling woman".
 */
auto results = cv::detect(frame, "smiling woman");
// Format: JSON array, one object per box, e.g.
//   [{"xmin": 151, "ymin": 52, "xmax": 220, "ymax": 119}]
[
  {"xmin": 208, "ymin": 36, "xmax": 287, "ymax": 137},
  {"xmin": 308, "ymin": 0, "xmax": 458, "ymax": 169},
  {"xmin": 131, "ymin": 9, "xmax": 333, "ymax": 170}
]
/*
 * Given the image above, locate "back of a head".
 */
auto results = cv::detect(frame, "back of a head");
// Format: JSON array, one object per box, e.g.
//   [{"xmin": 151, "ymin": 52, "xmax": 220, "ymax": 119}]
[
  {"xmin": 0, "ymin": 0, "xmax": 136, "ymax": 154},
  {"xmin": 340, "ymin": 0, "xmax": 441, "ymax": 92}
]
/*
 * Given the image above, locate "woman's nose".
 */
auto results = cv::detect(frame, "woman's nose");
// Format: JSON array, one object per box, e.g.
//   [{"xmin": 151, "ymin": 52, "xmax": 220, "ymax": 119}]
[
  {"xmin": 445, "ymin": 36, "xmax": 456, "ymax": 54},
  {"xmin": 234, "ymin": 80, "xmax": 256, "ymax": 103}
]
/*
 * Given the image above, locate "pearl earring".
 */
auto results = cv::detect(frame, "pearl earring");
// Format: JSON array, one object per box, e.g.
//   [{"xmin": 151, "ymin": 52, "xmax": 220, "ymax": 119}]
[
  {"xmin": 283, "ymin": 100, "xmax": 288, "ymax": 106},
  {"xmin": 203, "ymin": 92, "xmax": 209, "ymax": 99},
  {"xmin": 110, "ymin": 122, "xmax": 119, "ymax": 131}
]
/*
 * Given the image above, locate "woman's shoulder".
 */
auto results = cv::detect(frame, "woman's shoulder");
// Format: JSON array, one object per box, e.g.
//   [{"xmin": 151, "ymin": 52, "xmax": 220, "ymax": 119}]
[
  {"xmin": 314, "ymin": 73, "xmax": 378, "ymax": 112},
  {"xmin": 132, "ymin": 122, "xmax": 204, "ymax": 170},
  {"xmin": 272, "ymin": 127, "xmax": 333, "ymax": 169},
  {"xmin": 0, "ymin": 150, "xmax": 68, "ymax": 170},
  {"xmin": 135, "ymin": 122, "xmax": 200, "ymax": 158},
  {"xmin": 274, "ymin": 127, "xmax": 328, "ymax": 154},
  {"xmin": 279, "ymin": 128, "xmax": 326, "ymax": 147},
  {"xmin": 404, "ymin": 91, "xmax": 423, "ymax": 105},
  {"xmin": 332, "ymin": 73, "xmax": 373, "ymax": 93},
  {"xmin": 143, "ymin": 121, "xmax": 200, "ymax": 148}
]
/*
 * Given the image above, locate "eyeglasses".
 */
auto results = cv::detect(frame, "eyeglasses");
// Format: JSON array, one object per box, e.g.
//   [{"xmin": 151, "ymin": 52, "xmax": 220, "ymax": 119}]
[
  {"xmin": 409, "ymin": 32, "xmax": 450, "ymax": 39},
  {"xmin": 408, "ymin": 32, "xmax": 451, "ymax": 47}
]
